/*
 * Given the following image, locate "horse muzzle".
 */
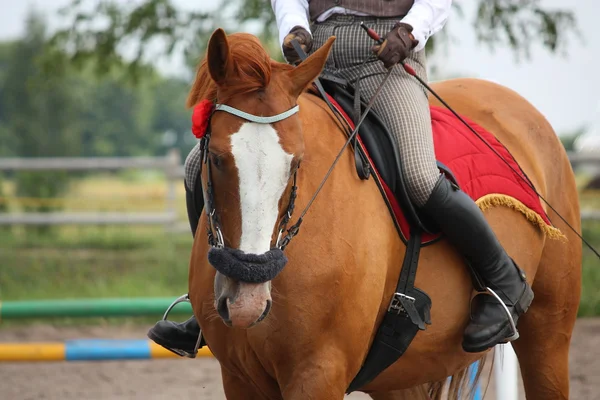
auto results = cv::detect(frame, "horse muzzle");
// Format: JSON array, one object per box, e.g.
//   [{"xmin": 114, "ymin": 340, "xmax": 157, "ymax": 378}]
[
  {"xmin": 209, "ymin": 247, "xmax": 286, "ymax": 328},
  {"xmin": 215, "ymin": 283, "xmax": 273, "ymax": 329}
]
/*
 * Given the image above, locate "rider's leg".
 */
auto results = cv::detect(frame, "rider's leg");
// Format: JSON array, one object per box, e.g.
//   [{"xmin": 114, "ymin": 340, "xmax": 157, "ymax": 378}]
[
  {"xmin": 147, "ymin": 143, "xmax": 205, "ymax": 358},
  {"xmin": 324, "ymin": 18, "xmax": 533, "ymax": 353}
]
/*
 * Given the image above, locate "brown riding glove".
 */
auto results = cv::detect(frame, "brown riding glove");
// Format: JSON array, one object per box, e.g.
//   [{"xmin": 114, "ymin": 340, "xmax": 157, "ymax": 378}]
[
  {"xmin": 373, "ymin": 22, "xmax": 419, "ymax": 69},
  {"xmin": 282, "ymin": 26, "xmax": 313, "ymax": 65}
]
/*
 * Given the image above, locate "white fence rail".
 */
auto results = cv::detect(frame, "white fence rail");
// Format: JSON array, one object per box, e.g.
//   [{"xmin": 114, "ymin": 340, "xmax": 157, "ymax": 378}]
[
  {"xmin": 581, "ymin": 210, "xmax": 600, "ymax": 221},
  {"xmin": 0, "ymin": 156, "xmax": 179, "ymax": 173},
  {"xmin": 0, "ymin": 212, "xmax": 178, "ymax": 225},
  {"xmin": 567, "ymin": 151, "xmax": 600, "ymax": 167},
  {"xmin": 0, "ymin": 150, "xmax": 599, "ymax": 226},
  {"xmin": 0, "ymin": 149, "xmax": 184, "ymax": 227}
]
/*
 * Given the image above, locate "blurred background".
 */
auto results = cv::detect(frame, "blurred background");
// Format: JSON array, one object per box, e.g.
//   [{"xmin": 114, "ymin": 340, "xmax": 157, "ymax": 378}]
[{"xmin": 0, "ymin": 0, "xmax": 598, "ymax": 399}]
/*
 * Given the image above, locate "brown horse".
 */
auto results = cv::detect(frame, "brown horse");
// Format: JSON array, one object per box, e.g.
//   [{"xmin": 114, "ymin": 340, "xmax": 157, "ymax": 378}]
[{"xmin": 187, "ymin": 28, "xmax": 582, "ymax": 399}]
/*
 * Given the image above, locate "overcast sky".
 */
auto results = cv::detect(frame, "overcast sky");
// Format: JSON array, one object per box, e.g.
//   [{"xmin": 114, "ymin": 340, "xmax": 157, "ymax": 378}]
[{"xmin": 1, "ymin": 0, "xmax": 598, "ymax": 139}]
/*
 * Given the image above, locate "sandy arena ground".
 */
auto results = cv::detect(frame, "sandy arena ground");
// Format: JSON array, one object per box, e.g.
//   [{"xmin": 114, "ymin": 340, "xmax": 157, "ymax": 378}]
[{"xmin": 0, "ymin": 318, "xmax": 598, "ymax": 400}]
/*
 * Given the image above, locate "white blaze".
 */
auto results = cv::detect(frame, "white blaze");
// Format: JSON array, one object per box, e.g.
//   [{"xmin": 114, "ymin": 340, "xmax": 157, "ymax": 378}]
[{"xmin": 230, "ymin": 123, "xmax": 294, "ymax": 254}]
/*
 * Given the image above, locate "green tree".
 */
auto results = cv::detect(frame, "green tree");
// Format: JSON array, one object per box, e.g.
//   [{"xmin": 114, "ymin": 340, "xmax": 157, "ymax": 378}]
[
  {"xmin": 0, "ymin": 41, "xmax": 16, "ymax": 156},
  {"xmin": 3, "ymin": 14, "xmax": 80, "ymax": 158},
  {"xmin": 1, "ymin": 12, "xmax": 80, "ymax": 232},
  {"xmin": 48, "ymin": 0, "xmax": 578, "ymax": 79},
  {"xmin": 0, "ymin": 32, "xmax": 192, "ymax": 160},
  {"xmin": 149, "ymin": 77, "xmax": 194, "ymax": 156},
  {"xmin": 75, "ymin": 74, "xmax": 155, "ymax": 157}
]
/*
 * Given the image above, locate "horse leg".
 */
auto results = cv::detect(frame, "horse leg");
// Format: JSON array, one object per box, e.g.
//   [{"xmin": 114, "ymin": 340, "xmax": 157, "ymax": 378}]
[
  {"xmin": 278, "ymin": 359, "xmax": 349, "ymax": 400},
  {"xmin": 221, "ymin": 367, "xmax": 276, "ymax": 400},
  {"xmin": 280, "ymin": 374, "xmax": 347, "ymax": 399},
  {"xmin": 510, "ymin": 241, "xmax": 581, "ymax": 399}
]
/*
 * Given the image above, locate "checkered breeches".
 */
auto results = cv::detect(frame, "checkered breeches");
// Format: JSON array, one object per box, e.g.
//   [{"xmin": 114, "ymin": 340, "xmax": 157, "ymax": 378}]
[
  {"xmin": 311, "ymin": 15, "xmax": 441, "ymax": 206},
  {"xmin": 185, "ymin": 15, "xmax": 440, "ymax": 206},
  {"xmin": 185, "ymin": 142, "xmax": 202, "ymax": 191}
]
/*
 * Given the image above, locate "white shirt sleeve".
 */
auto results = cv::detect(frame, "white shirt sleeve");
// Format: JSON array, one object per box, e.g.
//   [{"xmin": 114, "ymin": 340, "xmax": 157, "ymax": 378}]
[
  {"xmin": 270, "ymin": 0, "xmax": 311, "ymax": 49},
  {"xmin": 400, "ymin": 0, "xmax": 452, "ymax": 52}
]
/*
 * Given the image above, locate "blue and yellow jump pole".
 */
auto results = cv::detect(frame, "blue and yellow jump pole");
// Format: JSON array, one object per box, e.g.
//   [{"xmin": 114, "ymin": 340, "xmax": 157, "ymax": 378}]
[
  {"xmin": 0, "ymin": 297, "xmax": 483, "ymax": 398},
  {"xmin": 0, "ymin": 339, "xmax": 213, "ymax": 362}
]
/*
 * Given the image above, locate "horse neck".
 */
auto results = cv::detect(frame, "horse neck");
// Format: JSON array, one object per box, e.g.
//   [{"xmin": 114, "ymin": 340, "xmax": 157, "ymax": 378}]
[
  {"xmin": 274, "ymin": 92, "xmax": 402, "ymax": 329},
  {"xmin": 293, "ymin": 92, "xmax": 401, "ymax": 248},
  {"xmin": 297, "ymin": 93, "xmax": 355, "ymax": 190}
]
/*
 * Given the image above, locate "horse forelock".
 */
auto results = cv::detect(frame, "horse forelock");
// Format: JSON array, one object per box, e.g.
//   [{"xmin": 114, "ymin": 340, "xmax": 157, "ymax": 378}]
[{"xmin": 187, "ymin": 33, "xmax": 290, "ymax": 108}]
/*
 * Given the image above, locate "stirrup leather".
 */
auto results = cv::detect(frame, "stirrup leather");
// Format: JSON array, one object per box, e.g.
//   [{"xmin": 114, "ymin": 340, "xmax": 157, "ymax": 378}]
[{"xmin": 162, "ymin": 293, "xmax": 204, "ymax": 357}]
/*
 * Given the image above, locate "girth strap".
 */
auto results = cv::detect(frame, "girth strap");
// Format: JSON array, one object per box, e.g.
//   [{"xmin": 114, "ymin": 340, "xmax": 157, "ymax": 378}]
[{"xmin": 346, "ymin": 229, "xmax": 432, "ymax": 393}]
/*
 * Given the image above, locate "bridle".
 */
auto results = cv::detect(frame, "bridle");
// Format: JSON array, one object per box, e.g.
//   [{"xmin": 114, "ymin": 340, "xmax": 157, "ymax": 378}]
[
  {"xmin": 198, "ymin": 103, "xmax": 301, "ymax": 251},
  {"xmin": 199, "ymin": 64, "xmax": 393, "ymax": 254}
]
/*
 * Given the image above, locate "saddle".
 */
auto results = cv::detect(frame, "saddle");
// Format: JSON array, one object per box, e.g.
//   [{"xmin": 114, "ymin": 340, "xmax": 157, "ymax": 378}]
[
  {"xmin": 308, "ymin": 74, "xmax": 483, "ymax": 394},
  {"xmin": 317, "ymin": 77, "xmax": 462, "ymax": 244}
]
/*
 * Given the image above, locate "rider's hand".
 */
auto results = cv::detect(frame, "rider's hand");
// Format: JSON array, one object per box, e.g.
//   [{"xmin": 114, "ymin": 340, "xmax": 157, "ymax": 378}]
[
  {"xmin": 282, "ymin": 26, "xmax": 313, "ymax": 65},
  {"xmin": 372, "ymin": 22, "xmax": 419, "ymax": 69}
]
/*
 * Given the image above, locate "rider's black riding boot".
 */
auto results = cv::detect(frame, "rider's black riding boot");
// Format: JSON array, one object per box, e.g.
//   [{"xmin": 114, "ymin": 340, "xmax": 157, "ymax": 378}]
[
  {"xmin": 420, "ymin": 175, "xmax": 534, "ymax": 353},
  {"xmin": 147, "ymin": 316, "xmax": 204, "ymax": 358},
  {"xmin": 147, "ymin": 179, "xmax": 205, "ymax": 358}
]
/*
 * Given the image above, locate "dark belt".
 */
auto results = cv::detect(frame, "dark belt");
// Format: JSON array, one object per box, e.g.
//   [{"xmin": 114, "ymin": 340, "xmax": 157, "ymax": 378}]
[{"xmin": 315, "ymin": 14, "xmax": 406, "ymax": 24}]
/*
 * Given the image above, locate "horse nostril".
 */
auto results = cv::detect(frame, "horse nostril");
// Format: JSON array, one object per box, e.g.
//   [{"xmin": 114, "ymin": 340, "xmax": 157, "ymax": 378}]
[
  {"xmin": 217, "ymin": 296, "xmax": 231, "ymax": 325},
  {"xmin": 256, "ymin": 299, "xmax": 272, "ymax": 324}
]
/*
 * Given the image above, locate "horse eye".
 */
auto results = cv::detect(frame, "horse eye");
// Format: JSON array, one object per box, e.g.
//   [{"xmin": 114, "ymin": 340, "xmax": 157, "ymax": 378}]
[
  {"xmin": 292, "ymin": 158, "xmax": 301, "ymax": 171},
  {"xmin": 210, "ymin": 153, "xmax": 223, "ymax": 169}
]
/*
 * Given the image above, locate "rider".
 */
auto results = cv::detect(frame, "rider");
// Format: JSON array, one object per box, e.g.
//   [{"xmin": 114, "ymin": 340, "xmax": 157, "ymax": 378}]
[{"xmin": 148, "ymin": 0, "xmax": 534, "ymax": 356}]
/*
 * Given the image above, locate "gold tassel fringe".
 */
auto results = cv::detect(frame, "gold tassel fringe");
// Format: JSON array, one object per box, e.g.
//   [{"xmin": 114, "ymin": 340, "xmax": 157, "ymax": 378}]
[{"xmin": 476, "ymin": 194, "xmax": 566, "ymax": 241}]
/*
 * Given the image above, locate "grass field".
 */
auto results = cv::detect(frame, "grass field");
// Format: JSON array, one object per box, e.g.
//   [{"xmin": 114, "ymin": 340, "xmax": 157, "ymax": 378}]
[
  {"xmin": 0, "ymin": 173, "xmax": 193, "ymax": 326},
  {"xmin": 0, "ymin": 171, "xmax": 189, "ymax": 216},
  {"xmin": 0, "ymin": 174, "xmax": 598, "ymax": 325}
]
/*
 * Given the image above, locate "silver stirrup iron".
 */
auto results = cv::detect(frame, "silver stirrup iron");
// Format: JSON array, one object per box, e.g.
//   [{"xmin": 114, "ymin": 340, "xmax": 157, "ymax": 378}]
[
  {"xmin": 485, "ymin": 287, "xmax": 519, "ymax": 341},
  {"xmin": 162, "ymin": 294, "xmax": 204, "ymax": 357},
  {"xmin": 162, "ymin": 293, "xmax": 190, "ymax": 320}
]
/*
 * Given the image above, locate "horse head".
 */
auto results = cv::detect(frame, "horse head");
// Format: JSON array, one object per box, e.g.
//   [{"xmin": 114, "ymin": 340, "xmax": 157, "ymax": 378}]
[{"xmin": 188, "ymin": 29, "xmax": 335, "ymax": 329}]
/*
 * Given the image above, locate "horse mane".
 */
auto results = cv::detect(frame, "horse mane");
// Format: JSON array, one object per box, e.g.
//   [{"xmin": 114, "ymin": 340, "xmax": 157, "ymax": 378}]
[{"xmin": 186, "ymin": 33, "xmax": 289, "ymax": 108}]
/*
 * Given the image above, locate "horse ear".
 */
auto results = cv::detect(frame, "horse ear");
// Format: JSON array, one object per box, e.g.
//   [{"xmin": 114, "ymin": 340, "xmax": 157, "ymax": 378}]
[
  {"xmin": 207, "ymin": 28, "xmax": 232, "ymax": 85},
  {"xmin": 286, "ymin": 36, "xmax": 336, "ymax": 98}
]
